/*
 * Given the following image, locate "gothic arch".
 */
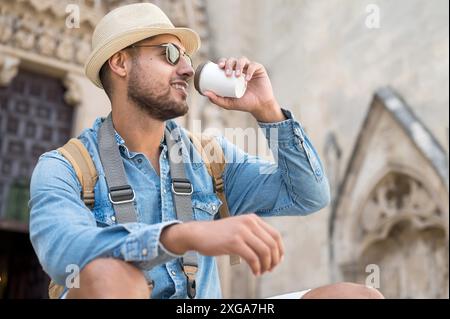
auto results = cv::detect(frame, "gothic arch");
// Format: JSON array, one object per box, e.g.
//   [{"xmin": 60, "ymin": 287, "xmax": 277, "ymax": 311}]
[
  {"xmin": 352, "ymin": 166, "xmax": 446, "ymax": 253},
  {"xmin": 337, "ymin": 169, "xmax": 448, "ymax": 298},
  {"xmin": 330, "ymin": 88, "xmax": 449, "ymax": 298}
]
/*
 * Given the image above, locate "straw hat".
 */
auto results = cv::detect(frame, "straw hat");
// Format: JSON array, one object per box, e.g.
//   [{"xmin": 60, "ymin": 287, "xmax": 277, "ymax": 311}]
[{"xmin": 84, "ymin": 3, "xmax": 201, "ymax": 88}]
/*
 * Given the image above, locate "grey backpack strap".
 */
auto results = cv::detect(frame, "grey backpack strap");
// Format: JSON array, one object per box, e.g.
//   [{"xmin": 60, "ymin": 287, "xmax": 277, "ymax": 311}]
[
  {"xmin": 164, "ymin": 127, "xmax": 198, "ymax": 299},
  {"xmin": 98, "ymin": 113, "xmax": 137, "ymax": 223}
]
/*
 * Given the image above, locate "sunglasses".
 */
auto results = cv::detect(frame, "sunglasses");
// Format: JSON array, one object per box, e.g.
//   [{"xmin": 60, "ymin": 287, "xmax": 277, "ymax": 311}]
[{"xmin": 129, "ymin": 43, "xmax": 193, "ymax": 67}]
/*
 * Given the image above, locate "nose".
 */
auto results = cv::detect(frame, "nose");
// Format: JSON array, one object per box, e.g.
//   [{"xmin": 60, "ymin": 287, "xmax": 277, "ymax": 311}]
[{"xmin": 177, "ymin": 57, "xmax": 195, "ymax": 79}]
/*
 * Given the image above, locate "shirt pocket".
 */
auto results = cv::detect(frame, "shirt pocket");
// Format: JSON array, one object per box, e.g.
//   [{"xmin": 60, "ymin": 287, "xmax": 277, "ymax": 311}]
[
  {"xmin": 90, "ymin": 174, "xmax": 115, "ymax": 227},
  {"xmin": 191, "ymin": 193, "xmax": 222, "ymax": 221}
]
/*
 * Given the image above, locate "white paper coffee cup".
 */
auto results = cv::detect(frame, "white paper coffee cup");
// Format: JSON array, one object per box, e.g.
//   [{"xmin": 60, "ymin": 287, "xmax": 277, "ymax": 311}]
[{"xmin": 194, "ymin": 61, "xmax": 247, "ymax": 98}]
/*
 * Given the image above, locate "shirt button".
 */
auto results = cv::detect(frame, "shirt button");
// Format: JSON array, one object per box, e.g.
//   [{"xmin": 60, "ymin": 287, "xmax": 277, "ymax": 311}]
[
  {"xmin": 111, "ymin": 216, "xmax": 116, "ymax": 222},
  {"xmin": 163, "ymin": 189, "xmax": 167, "ymax": 193},
  {"xmin": 305, "ymin": 149, "xmax": 310, "ymax": 157},
  {"xmin": 171, "ymin": 270, "xmax": 176, "ymax": 276},
  {"xmin": 212, "ymin": 205, "xmax": 216, "ymax": 211},
  {"xmin": 137, "ymin": 158, "xmax": 143, "ymax": 164},
  {"xmin": 142, "ymin": 248, "xmax": 148, "ymax": 256}
]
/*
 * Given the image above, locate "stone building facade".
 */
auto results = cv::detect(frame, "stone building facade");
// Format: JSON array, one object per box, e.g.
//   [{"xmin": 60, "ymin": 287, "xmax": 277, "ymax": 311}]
[{"xmin": 0, "ymin": 0, "xmax": 448, "ymax": 298}]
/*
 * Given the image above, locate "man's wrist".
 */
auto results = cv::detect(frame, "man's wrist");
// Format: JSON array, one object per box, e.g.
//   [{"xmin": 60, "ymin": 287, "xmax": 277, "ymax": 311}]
[
  {"xmin": 160, "ymin": 222, "xmax": 192, "ymax": 255},
  {"xmin": 251, "ymin": 100, "xmax": 286, "ymax": 123}
]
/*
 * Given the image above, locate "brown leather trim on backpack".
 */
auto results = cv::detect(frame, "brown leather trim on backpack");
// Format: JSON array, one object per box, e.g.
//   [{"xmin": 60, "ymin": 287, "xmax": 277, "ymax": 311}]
[
  {"xmin": 57, "ymin": 138, "xmax": 98, "ymax": 209},
  {"xmin": 48, "ymin": 279, "xmax": 65, "ymax": 299}
]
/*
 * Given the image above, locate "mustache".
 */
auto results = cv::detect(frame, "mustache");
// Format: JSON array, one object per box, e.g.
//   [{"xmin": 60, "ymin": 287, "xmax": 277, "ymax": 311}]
[{"xmin": 170, "ymin": 76, "xmax": 191, "ymax": 83}]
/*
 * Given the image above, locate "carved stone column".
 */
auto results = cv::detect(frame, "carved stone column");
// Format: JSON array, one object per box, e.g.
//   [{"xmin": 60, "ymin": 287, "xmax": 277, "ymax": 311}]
[
  {"xmin": 63, "ymin": 73, "xmax": 82, "ymax": 107},
  {"xmin": 0, "ymin": 54, "xmax": 20, "ymax": 86}
]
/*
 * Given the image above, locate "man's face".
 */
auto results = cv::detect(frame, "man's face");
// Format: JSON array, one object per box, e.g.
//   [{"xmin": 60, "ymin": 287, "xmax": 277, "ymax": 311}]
[{"xmin": 126, "ymin": 34, "xmax": 195, "ymax": 121}]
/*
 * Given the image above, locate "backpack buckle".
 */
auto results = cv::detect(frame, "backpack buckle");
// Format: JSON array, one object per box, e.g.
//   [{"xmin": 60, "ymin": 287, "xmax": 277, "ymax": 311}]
[
  {"xmin": 171, "ymin": 178, "xmax": 193, "ymax": 196},
  {"xmin": 108, "ymin": 185, "xmax": 135, "ymax": 204}
]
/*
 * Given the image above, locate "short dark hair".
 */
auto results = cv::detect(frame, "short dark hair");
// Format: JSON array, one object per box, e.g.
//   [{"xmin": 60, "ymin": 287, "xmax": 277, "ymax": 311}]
[{"xmin": 99, "ymin": 61, "xmax": 112, "ymax": 98}]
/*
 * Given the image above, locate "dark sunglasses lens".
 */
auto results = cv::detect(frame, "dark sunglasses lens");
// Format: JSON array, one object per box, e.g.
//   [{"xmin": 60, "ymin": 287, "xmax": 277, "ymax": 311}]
[
  {"xmin": 184, "ymin": 54, "xmax": 193, "ymax": 66},
  {"xmin": 166, "ymin": 44, "xmax": 180, "ymax": 65}
]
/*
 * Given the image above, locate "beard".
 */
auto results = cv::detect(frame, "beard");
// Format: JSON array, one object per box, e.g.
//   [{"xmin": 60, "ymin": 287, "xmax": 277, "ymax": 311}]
[{"xmin": 127, "ymin": 60, "xmax": 189, "ymax": 121}]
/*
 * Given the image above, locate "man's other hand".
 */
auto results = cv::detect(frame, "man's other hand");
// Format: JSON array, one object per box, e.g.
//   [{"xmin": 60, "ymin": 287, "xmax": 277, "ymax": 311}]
[{"xmin": 161, "ymin": 214, "xmax": 285, "ymax": 276}]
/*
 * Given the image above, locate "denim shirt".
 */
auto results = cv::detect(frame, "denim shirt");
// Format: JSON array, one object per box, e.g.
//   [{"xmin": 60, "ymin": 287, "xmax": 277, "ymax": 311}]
[{"xmin": 29, "ymin": 108, "xmax": 330, "ymax": 299}]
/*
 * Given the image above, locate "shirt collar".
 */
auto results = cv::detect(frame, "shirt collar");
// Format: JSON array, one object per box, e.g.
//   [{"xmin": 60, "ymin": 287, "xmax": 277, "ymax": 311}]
[{"xmin": 92, "ymin": 117, "xmax": 180, "ymax": 148}]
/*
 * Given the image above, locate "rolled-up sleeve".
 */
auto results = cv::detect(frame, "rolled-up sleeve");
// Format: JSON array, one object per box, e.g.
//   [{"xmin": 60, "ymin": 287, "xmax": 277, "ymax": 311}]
[
  {"xmin": 29, "ymin": 151, "xmax": 181, "ymax": 286},
  {"xmin": 220, "ymin": 108, "xmax": 331, "ymax": 217}
]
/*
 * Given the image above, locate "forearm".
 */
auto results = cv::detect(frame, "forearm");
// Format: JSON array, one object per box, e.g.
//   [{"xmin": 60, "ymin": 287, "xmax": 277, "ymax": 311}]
[
  {"xmin": 159, "ymin": 222, "xmax": 194, "ymax": 255},
  {"xmin": 31, "ymin": 215, "xmax": 181, "ymax": 285}
]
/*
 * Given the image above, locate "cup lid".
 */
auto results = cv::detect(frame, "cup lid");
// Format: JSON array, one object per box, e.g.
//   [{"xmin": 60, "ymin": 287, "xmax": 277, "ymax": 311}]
[{"xmin": 194, "ymin": 61, "xmax": 210, "ymax": 96}]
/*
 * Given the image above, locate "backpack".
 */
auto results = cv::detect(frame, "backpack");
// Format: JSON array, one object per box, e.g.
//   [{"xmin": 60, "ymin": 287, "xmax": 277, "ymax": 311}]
[{"xmin": 48, "ymin": 132, "xmax": 240, "ymax": 299}]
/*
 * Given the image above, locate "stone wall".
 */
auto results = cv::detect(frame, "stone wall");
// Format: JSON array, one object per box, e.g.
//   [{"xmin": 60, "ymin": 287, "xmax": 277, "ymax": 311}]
[{"xmin": 206, "ymin": 0, "xmax": 449, "ymax": 298}]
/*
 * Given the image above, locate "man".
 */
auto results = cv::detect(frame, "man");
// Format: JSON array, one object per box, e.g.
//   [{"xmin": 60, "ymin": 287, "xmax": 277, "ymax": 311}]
[{"xmin": 29, "ymin": 3, "xmax": 383, "ymax": 299}]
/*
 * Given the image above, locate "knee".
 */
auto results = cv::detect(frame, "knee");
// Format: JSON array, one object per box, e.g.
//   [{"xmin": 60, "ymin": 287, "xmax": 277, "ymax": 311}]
[
  {"xmin": 302, "ymin": 282, "xmax": 384, "ymax": 299},
  {"xmin": 333, "ymin": 282, "xmax": 384, "ymax": 299},
  {"xmin": 362, "ymin": 285, "xmax": 384, "ymax": 299},
  {"xmin": 68, "ymin": 258, "xmax": 150, "ymax": 299},
  {"xmin": 364, "ymin": 286, "xmax": 385, "ymax": 299}
]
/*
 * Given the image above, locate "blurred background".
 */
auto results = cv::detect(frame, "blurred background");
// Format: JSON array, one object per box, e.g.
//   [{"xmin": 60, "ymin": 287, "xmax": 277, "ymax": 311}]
[{"xmin": 0, "ymin": 0, "xmax": 448, "ymax": 299}]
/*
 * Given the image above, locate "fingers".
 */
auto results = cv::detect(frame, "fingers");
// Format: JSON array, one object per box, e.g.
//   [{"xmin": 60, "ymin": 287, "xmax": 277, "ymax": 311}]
[
  {"xmin": 244, "ymin": 62, "xmax": 261, "ymax": 81},
  {"xmin": 235, "ymin": 57, "xmax": 250, "ymax": 77},
  {"xmin": 210, "ymin": 214, "xmax": 284, "ymax": 276},
  {"xmin": 243, "ymin": 230, "xmax": 272, "ymax": 275},
  {"xmin": 251, "ymin": 221, "xmax": 282, "ymax": 271},
  {"xmin": 203, "ymin": 90, "xmax": 236, "ymax": 109},
  {"xmin": 217, "ymin": 57, "xmax": 251, "ymax": 78},
  {"xmin": 256, "ymin": 218, "xmax": 285, "ymax": 263},
  {"xmin": 249, "ymin": 216, "xmax": 284, "ymax": 272},
  {"xmin": 241, "ymin": 214, "xmax": 284, "ymax": 275},
  {"xmin": 235, "ymin": 241, "xmax": 262, "ymax": 276},
  {"xmin": 217, "ymin": 58, "xmax": 227, "ymax": 68},
  {"xmin": 222, "ymin": 57, "xmax": 237, "ymax": 77}
]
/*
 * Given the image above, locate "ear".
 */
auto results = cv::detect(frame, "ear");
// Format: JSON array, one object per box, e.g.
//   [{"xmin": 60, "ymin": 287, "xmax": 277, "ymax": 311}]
[{"xmin": 108, "ymin": 51, "xmax": 130, "ymax": 79}]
